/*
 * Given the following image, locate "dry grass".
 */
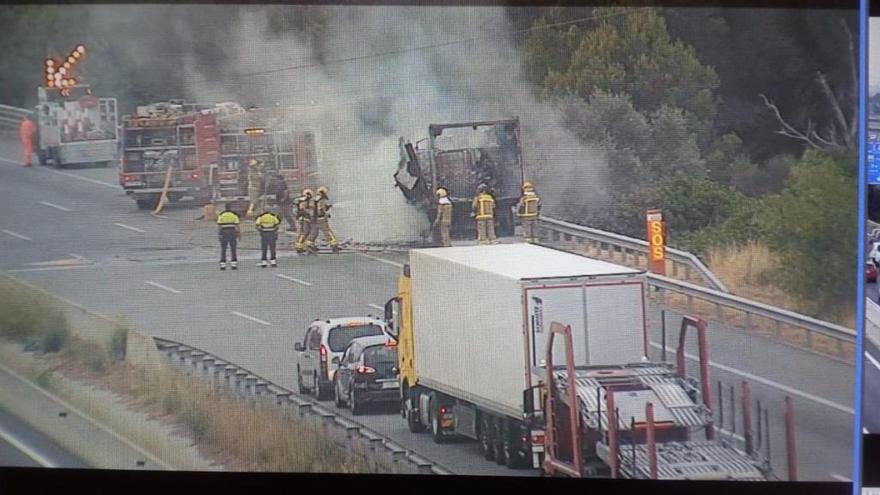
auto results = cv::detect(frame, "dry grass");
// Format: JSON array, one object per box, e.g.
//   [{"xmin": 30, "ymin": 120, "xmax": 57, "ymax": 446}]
[{"xmin": 705, "ymin": 242, "xmax": 800, "ymax": 312}]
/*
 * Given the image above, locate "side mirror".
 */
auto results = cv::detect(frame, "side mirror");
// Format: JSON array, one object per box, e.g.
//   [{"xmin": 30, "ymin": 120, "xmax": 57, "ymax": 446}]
[
  {"xmin": 331, "ymin": 356, "xmax": 340, "ymax": 365},
  {"xmin": 294, "ymin": 342, "xmax": 304, "ymax": 352}
]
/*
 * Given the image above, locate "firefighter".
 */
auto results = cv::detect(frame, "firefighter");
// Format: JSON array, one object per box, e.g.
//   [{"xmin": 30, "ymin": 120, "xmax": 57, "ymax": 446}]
[
  {"xmin": 255, "ymin": 208, "xmax": 281, "ymax": 268},
  {"xmin": 217, "ymin": 203, "xmax": 241, "ymax": 270},
  {"xmin": 270, "ymin": 173, "xmax": 296, "ymax": 232},
  {"xmin": 19, "ymin": 114, "xmax": 36, "ymax": 167},
  {"xmin": 516, "ymin": 181, "xmax": 542, "ymax": 243},
  {"xmin": 433, "ymin": 187, "xmax": 453, "ymax": 247},
  {"xmin": 471, "ymin": 183, "xmax": 496, "ymax": 245},
  {"xmin": 307, "ymin": 186, "xmax": 340, "ymax": 254},
  {"xmin": 293, "ymin": 188, "xmax": 315, "ymax": 254},
  {"xmin": 246, "ymin": 159, "xmax": 264, "ymax": 216}
]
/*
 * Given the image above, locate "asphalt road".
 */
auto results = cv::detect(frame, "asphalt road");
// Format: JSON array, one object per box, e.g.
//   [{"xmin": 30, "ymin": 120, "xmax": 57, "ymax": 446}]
[
  {"xmin": 0, "ymin": 138, "xmax": 856, "ymax": 480},
  {"xmin": 0, "ymin": 408, "xmax": 88, "ymax": 468}
]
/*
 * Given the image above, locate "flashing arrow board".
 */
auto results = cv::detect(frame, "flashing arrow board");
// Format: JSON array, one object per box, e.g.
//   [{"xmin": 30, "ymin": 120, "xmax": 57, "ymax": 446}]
[{"xmin": 244, "ymin": 128, "xmax": 266, "ymax": 135}]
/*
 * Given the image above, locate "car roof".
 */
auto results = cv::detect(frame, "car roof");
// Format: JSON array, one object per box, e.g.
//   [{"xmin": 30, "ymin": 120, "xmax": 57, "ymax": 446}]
[{"xmin": 313, "ymin": 317, "xmax": 386, "ymax": 329}]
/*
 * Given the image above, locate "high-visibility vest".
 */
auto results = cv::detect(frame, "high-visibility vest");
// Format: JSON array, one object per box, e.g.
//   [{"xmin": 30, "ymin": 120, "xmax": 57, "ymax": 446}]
[
  {"xmin": 518, "ymin": 193, "xmax": 540, "ymax": 218},
  {"xmin": 255, "ymin": 212, "xmax": 281, "ymax": 232},
  {"xmin": 217, "ymin": 210, "xmax": 240, "ymax": 229},
  {"xmin": 473, "ymin": 193, "xmax": 495, "ymax": 220}
]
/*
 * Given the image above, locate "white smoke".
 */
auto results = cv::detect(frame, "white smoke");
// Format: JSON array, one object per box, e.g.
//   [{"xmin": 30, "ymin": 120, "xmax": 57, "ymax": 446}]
[{"xmin": 96, "ymin": 5, "xmax": 612, "ymax": 241}]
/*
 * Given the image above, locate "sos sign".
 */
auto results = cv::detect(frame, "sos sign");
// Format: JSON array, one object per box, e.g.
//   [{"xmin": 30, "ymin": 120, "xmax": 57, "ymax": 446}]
[{"xmin": 645, "ymin": 208, "xmax": 666, "ymax": 275}]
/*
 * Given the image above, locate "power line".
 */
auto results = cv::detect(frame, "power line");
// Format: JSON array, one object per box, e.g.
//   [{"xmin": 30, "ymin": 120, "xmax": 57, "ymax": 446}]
[{"xmin": 186, "ymin": 4, "xmax": 691, "ymax": 86}]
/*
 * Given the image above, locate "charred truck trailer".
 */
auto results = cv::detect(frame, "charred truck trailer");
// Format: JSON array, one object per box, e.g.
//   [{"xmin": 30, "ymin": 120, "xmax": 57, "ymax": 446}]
[
  {"xmin": 393, "ymin": 119, "xmax": 524, "ymax": 238},
  {"xmin": 35, "ymin": 85, "xmax": 119, "ymax": 168},
  {"xmin": 384, "ymin": 244, "xmax": 778, "ymax": 479}
]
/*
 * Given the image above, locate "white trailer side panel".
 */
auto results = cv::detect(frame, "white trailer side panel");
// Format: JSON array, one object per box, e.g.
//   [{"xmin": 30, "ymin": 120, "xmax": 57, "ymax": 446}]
[
  {"xmin": 410, "ymin": 250, "xmax": 527, "ymax": 416},
  {"xmin": 585, "ymin": 282, "xmax": 646, "ymax": 365}
]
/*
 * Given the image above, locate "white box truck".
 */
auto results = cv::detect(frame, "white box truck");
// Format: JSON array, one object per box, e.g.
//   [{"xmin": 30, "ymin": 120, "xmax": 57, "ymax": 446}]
[{"xmin": 383, "ymin": 243, "xmax": 648, "ymax": 469}]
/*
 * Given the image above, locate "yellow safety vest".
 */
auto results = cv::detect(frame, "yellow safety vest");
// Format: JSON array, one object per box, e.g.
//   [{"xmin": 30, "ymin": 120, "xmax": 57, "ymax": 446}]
[
  {"xmin": 473, "ymin": 193, "xmax": 495, "ymax": 220},
  {"xmin": 217, "ymin": 210, "xmax": 240, "ymax": 227},
  {"xmin": 518, "ymin": 194, "xmax": 540, "ymax": 218},
  {"xmin": 255, "ymin": 212, "xmax": 281, "ymax": 232}
]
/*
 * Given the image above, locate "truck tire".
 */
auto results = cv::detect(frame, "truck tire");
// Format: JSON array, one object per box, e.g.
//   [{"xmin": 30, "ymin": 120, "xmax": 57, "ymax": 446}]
[
  {"xmin": 350, "ymin": 388, "xmax": 363, "ymax": 416},
  {"xmin": 493, "ymin": 416, "xmax": 506, "ymax": 465},
  {"xmin": 406, "ymin": 395, "xmax": 426, "ymax": 433},
  {"xmin": 429, "ymin": 393, "xmax": 448, "ymax": 444},
  {"xmin": 502, "ymin": 418, "xmax": 528, "ymax": 469},
  {"xmin": 479, "ymin": 413, "xmax": 496, "ymax": 461},
  {"xmin": 136, "ymin": 194, "xmax": 160, "ymax": 210}
]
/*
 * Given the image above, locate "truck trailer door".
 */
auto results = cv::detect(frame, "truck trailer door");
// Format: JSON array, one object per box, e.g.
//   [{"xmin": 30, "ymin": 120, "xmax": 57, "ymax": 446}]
[{"xmin": 524, "ymin": 285, "xmax": 588, "ymax": 370}]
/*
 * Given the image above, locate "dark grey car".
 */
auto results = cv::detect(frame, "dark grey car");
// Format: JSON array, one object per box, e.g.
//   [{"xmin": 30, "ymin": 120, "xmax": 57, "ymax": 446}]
[{"xmin": 332, "ymin": 335, "xmax": 399, "ymax": 415}]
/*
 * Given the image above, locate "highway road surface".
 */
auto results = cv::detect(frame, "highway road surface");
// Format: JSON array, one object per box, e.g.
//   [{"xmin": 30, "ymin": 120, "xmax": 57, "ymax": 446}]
[
  {"xmin": 0, "ymin": 408, "xmax": 88, "ymax": 468},
  {"xmin": 0, "ymin": 137, "xmax": 855, "ymax": 480}
]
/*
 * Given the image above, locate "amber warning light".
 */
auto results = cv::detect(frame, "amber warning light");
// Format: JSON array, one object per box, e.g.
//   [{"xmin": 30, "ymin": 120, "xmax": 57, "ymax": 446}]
[{"xmin": 244, "ymin": 128, "xmax": 266, "ymax": 135}]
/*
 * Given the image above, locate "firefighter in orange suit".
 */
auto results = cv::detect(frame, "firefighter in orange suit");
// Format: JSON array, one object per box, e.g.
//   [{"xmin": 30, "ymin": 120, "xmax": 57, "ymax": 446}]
[
  {"xmin": 19, "ymin": 115, "xmax": 36, "ymax": 167},
  {"xmin": 471, "ymin": 183, "xmax": 496, "ymax": 245},
  {"xmin": 517, "ymin": 181, "xmax": 541, "ymax": 243},
  {"xmin": 294, "ymin": 188, "xmax": 315, "ymax": 254},
  {"xmin": 307, "ymin": 186, "xmax": 340, "ymax": 253},
  {"xmin": 433, "ymin": 187, "xmax": 453, "ymax": 247}
]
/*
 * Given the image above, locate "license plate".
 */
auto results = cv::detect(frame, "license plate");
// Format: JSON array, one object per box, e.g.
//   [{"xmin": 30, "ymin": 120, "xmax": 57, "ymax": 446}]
[{"xmin": 380, "ymin": 381, "xmax": 397, "ymax": 389}]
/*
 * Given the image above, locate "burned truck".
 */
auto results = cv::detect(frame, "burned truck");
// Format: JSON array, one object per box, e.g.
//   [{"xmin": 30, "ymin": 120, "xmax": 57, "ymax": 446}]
[{"xmin": 393, "ymin": 119, "xmax": 525, "ymax": 238}]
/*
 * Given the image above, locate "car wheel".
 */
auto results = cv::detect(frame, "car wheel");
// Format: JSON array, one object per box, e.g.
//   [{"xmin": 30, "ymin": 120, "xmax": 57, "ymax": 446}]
[
  {"xmin": 350, "ymin": 388, "xmax": 362, "ymax": 415},
  {"xmin": 479, "ymin": 413, "xmax": 496, "ymax": 461},
  {"xmin": 297, "ymin": 367, "xmax": 310, "ymax": 394},
  {"xmin": 334, "ymin": 378, "xmax": 346, "ymax": 408}
]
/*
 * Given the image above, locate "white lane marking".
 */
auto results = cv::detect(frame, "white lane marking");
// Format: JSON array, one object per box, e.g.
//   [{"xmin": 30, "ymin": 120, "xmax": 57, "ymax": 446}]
[
  {"xmin": 357, "ymin": 252, "xmax": 404, "ymax": 268},
  {"xmin": 113, "ymin": 223, "xmax": 145, "ymax": 233},
  {"xmin": 8, "ymin": 265, "xmax": 93, "ymax": 273},
  {"xmin": 231, "ymin": 311, "xmax": 272, "ymax": 326},
  {"xmin": 0, "ymin": 423, "xmax": 57, "ymax": 468},
  {"xmin": 867, "ymin": 351, "xmax": 880, "ymax": 372},
  {"xmin": 649, "ymin": 342, "xmax": 853, "ymax": 415},
  {"xmin": 41, "ymin": 168, "xmax": 119, "ymax": 189},
  {"xmin": 68, "ymin": 253, "xmax": 88, "ymax": 261},
  {"xmin": 144, "ymin": 280, "xmax": 181, "ymax": 294},
  {"xmin": 275, "ymin": 274, "xmax": 312, "ymax": 286},
  {"xmin": 830, "ymin": 473, "xmax": 851, "ymax": 482},
  {"xmin": 2, "ymin": 229, "xmax": 32, "ymax": 241},
  {"xmin": 368, "ymin": 304, "xmax": 383, "ymax": 311},
  {"xmin": 39, "ymin": 201, "xmax": 72, "ymax": 212}
]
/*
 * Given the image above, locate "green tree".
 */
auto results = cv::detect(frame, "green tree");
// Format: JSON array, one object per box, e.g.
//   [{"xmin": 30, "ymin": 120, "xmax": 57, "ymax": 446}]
[{"xmin": 760, "ymin": 149, "xmax": 857, "ymax": 320}]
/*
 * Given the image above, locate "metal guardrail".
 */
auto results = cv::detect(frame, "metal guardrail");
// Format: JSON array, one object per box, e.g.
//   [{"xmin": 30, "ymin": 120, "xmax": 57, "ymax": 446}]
[
  {"xmin": 151, "ymin": 337, "xmax": 454, "ymax": 475},
  {"xmin": 0, "ymin": 104, "xmax": 30, "ymax": 134},
  {"xmin": 539, "ymin": 216, "xmax": 856, "ymax": 357},
  {"xmin": 539, "ymin": 216, "xmax": 728, "ymax": 292}
]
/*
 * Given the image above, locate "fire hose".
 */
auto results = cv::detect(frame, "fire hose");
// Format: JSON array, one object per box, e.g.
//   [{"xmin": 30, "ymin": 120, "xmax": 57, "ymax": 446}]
[{"xmin": 152, "ymin": 165, "xmax": 174, "ymax": 215}]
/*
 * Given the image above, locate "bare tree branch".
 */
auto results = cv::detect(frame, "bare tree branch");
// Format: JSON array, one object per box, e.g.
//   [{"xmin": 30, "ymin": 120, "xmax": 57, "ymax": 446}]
[
  {"xmin": 842, "ymin": 18, "xmax": 858, "ymax": 141},
  {"xmin": 760, "ymin": 93, "xmax": 825, "ymax": 150},
  {"xmin": 816, "ymin": 71, "xmax": 851, "ymax": 149}
]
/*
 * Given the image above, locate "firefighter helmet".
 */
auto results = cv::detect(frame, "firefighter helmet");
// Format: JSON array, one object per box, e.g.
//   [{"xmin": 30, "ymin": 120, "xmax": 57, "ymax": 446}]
[
  {"xmin": 302, "ymin": 188, "xmax": 313, "ymax": 197},
  {"xmin": 477, "ymin": 183, "xmax": 488, "ymax": 193},
  {"xmin": 522, "ymin": 181, "xmax": 533, "ymax": 191},
  {"xmin": 435, "ymin": 187, "xmax": 448, "ymax": 197},
  {"xmin": 317, "ymin": 186, "xmax": 329, "ymax": 196},
  {"xmin": 249, "ymin": 159, "xmax": 260, "ymax": 167}
]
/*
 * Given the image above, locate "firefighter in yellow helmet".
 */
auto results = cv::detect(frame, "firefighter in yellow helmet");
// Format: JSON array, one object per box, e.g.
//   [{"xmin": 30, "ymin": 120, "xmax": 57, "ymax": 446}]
[
  {"xmin": 471, "ymin": 183, "xmax": 497, "ymax": 245},
  {"xmin": 293, "ymin": 188, "xmax": 315, "ymax": 254},
  {"xmin": 255, "ymin": 208, "xmax": 281, "ymax": 268},
  {"xmin": 517, "ymin": 181, "xmax": 541, "ymax": 243},
  {"xmin": 307, "ymin": 186, "xmax": 340, "ymax": 253},
  {"xmin": 246, "ymin": 159, "xmax": 264, "ymax": 216},
  {"xmin": 433, "ymin": 187, "xmax": 453, "ymax": 247}
]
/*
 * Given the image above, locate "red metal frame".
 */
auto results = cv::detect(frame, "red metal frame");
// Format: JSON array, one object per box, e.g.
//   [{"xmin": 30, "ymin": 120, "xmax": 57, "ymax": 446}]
[
  {"xmin": 542, "ymin": 322, "xmax": 582, "ymax": 478},
  {"xmin": 675, "ymin": 315, "xmax": 714, "ymax": 440},
  {"xmin": 646, "ymin": 402, "xmax": 657, "ymax": 480},
  {"xmin": 606, "ymin": 387, "xmax": 618, "ymax": 479}
]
